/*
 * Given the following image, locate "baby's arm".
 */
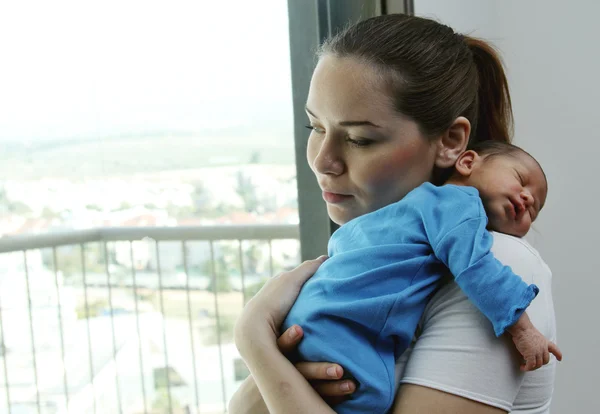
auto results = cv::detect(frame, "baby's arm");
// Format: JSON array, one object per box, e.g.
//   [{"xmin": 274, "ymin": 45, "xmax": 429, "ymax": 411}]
[
  {"xmin": 432, "ymin": 218, "xmax": 561, "ymax": 370},
  {"xmin": 507, "ymin": 312, "xmax": 562, "ymax": 371}
]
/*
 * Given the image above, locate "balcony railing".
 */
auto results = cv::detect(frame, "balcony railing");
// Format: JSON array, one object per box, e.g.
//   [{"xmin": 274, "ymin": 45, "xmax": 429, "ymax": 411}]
[{"xmin": 0, "ymin": 225, "xmax": 300, "ymax": 414}]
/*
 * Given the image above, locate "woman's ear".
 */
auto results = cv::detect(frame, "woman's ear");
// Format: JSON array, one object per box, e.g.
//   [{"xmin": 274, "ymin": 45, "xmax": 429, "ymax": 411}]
[
  {"xmin": 434, "ymin": 116, "xmax": 471, "ymax": 169},
  {"xmin": 454, "ymin": 150, "xmax": 478, "ymax": 177}
]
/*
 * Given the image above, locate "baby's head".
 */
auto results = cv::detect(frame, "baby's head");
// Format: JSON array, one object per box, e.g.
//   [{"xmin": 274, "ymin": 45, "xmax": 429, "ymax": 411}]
[{"xmin": 448, "ymin": 141, "xmax": 547, "ymax": 237}]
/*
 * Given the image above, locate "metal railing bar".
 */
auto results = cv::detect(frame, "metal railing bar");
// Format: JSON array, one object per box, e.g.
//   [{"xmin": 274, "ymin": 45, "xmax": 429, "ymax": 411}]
[
  {"xmin": 52, "ymin": 247, "xmax": 70, "ymax": 410},
  {"xmin": 81, "ymin": 244, "xmax": 97, "ymax": 414},
  {"xmin": 182, "ymin": 241, "xmax": 200, "ymax": 412},
  {"xmin": 0, "ymin": 269, "xmax": 12, "ymax": 414},
  {"xmin": 103, "ymin": 242, "xmax": 123, "ymax": 414},
  {"xmin": 23, "ymin": 251, "xmax": 41, "ymax": 414},
  {"xmin": 209, "ymin": 241, "xmax": 227, "ymax": 412},
  {"xmin": 129, "ymin": 241, "xmax": 148, "ymax": 414},
  {"xmin": 155, "ymin": 241, "xmax": 173, "ymax": 414},
  {"xmin": 0, "ymin": 225, "xmax": 299, "ymax": 253},
  {"xmin": 238, "ymin": 240, "xmax": 246, "ymax": 306},
  {"xmin": 268, "ymin": 240, "xmax": 274, "ymax": 277}
]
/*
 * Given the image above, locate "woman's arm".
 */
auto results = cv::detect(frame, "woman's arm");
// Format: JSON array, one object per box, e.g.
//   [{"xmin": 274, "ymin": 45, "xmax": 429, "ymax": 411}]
[
  {"xmin": 236, "ymin": 324, "xmax": 336, "ymax": 414},
  {"xmin": 233, "ymin": 257, "xmax": 353, "ymax": 414},
  {"xmin": 229, "ymin": 325, "xmax": 356, "ymax": 414}
]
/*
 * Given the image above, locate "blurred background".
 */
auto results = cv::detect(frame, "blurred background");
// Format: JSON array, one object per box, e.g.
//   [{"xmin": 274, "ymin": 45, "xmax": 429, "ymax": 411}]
[{"xmin": 0, "ymin": 0, "xmax": 596, "ymax": 413}]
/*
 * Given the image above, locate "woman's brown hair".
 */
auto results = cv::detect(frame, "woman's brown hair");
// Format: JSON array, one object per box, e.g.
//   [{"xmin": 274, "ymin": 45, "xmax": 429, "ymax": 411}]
[{"xmin": 320, "ymin": 14, "xmax": 513, "ymax": 146}]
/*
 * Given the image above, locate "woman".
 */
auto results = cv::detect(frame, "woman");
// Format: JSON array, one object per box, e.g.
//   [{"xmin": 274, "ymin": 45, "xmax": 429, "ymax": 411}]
[{"xmin": 230, "ymin": 14, "xmax": 557, "ymax": 414}]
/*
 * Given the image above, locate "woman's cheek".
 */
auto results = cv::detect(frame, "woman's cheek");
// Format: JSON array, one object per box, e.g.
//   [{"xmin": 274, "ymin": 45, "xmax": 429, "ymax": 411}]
[{"xmin": 366, "ymin": 145, "xmax": 431, "ymax": 195}]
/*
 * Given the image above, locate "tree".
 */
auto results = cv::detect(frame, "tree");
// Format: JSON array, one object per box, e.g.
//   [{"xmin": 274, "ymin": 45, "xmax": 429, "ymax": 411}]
[
  {"xmin": 117, "ymin": 202, "xmax": 132, "ymax": 211},
  {"xmin": 235, "ymin": 170, "xmax": 259, "ymax": 213},
  {"xmin": 0, "ymin": 185, "xmax": 32, "ymax": 215},
  {"xmin": 203, "ymin": 242, "xmax": 243, "ymax": 293},
  {"xmin": 41, "ymin": 207, "xmax": 58, "ymax": 219},
  {"xmin": 205, "ymin": 254, "xmax": 234, "ymax": 293},
  {"xmin": 151, "ymin": 388, "xmax": 183, "ymax": 414},
  {"xmin": 249, "ymin": 151, "xmax": 261, "ymax": 164},
  {"xmin": 190, "ymin": 180, "xmax": 211, "ymax": 215},
  {"xmin": 0, "ymin": 186, "xmax": 8, "ymax": 214}
]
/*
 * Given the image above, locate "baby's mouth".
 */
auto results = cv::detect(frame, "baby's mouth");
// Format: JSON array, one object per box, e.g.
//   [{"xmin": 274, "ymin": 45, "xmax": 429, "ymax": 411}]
[{"xmin": 508, "ymin": 197, "xmax": 525, "ymax": 220}]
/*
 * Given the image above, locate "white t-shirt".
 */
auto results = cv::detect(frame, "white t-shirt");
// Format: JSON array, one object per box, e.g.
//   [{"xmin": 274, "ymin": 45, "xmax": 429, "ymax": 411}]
[{"xmin": 395, "ymin": 232, "xmax": 557, "ymax": 413}]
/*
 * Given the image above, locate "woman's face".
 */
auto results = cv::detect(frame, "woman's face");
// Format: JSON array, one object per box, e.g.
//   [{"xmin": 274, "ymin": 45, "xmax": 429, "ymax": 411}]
[{"xmin": 306, "ymin": 55, "xmax": 438, "ymax": 225}]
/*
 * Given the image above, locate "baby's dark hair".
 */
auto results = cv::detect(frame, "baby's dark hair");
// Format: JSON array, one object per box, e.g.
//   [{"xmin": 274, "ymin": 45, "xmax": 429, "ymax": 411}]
[
  {"xmin": 471, "ymin": 141, "xmax": 547, "ymax": 186},
  {"xmin": 470, "ymin": 141, "xmax": 525, "ymax": 159}
]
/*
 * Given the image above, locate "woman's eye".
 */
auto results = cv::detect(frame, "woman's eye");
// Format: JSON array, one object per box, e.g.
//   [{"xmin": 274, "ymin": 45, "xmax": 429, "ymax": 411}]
[
  {"xmin": 305, "ymin": 125, "xmax": 325, "ymax": 134},
  {"xmin": 346, "ymin": 137, "xmax": 373, "ymax": 147}
]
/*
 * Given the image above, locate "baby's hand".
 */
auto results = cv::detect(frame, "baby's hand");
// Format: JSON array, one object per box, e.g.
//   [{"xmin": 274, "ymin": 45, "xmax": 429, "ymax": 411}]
[{"xmin": 507, "ymin": 313, "xmax": 563, "ymax": 372}]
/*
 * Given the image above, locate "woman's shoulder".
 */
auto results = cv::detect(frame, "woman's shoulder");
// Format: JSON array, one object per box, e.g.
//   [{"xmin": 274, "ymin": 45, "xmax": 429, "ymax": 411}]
[
  {"xmin": 396, "ymin": 231, "xmax": 557, "ymax": 411},
  {"xmin": 421, "ymin": 231, "xmax": 556, "ymax": 341},
  {"xmin": 489, "ymin": 231, "xmax": 552, "ymax": 285}
]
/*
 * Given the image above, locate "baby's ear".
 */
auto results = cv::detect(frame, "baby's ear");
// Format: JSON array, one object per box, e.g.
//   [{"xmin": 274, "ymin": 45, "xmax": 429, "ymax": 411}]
[{"xmin": 454, "ymin": 150, "xmax": 479, "ymax": 177}]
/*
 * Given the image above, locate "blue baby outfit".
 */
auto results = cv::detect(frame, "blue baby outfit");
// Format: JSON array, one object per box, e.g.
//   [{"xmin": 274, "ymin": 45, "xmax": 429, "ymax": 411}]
[{"xmin": 283, "ymin": 183, "xmax": 538, "ymax": 414}]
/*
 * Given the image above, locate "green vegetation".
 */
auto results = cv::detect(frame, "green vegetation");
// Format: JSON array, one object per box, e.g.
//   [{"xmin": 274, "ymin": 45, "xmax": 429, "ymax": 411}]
[{"xmin": 0, "ymin": 132, "xmax": 294, "ymax": 179}]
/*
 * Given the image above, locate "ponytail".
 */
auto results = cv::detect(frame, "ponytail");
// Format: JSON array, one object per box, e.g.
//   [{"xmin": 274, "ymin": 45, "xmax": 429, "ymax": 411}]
[{"xmin": 464, "ymin": 36, "xmax": 513, "ymax": 145}]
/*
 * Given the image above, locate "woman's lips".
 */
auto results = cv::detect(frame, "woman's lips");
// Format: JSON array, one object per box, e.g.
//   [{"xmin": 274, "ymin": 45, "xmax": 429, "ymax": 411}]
[{"xmin": 322, "ymin": 191, "xmax": 353, "ymax": 204}]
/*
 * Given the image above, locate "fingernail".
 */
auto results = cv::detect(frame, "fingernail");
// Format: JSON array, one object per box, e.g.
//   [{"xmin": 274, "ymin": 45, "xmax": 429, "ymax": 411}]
[
  {"xmin": 318, "ymin": 255, "xmax": 328, "ymax": 261},
  {"xmin": 326, "ymin": 366, "xmax": 338, "ymax": 377},
  {"xmin": 289, "ymin": 326, "xmax": 299, "ymax": 339},
  {"xmin": 340, "ymin": 382, "xmax": 351, "ymax": 391}
]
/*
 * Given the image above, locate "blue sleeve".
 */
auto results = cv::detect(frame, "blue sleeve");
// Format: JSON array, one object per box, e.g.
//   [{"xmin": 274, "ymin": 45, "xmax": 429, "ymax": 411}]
[{"xmin": 432, "ymin": 217, "xmax": 539, "ymax": 336}]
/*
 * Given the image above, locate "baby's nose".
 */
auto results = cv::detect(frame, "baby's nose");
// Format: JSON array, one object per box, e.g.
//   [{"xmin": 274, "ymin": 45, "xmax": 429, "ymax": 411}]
[{"xmin": 520, "ymin": 191, "xmax": 534, "ymax": 207}]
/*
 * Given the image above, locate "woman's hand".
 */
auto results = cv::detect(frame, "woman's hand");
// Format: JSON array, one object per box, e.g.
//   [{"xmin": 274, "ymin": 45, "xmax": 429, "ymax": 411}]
[
  {"xmin": 232, "ymin": 256, "xmax": 341, "ymax": 414},
  {"xmin": 277, "ymin": 324, "xmax": 357, "ymax": 406},
  {"xmin": 235, "ymin": 255, "xmax": 328, "ymax": 353},
  {"xmin": 229, "ymin": 324, "xmax": 357, "ymax": 414}
]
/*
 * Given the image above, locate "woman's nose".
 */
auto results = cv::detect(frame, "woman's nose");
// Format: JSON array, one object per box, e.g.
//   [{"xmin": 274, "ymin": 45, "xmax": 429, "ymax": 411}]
[{"xmin": 312, "ymin": 137, "xmax": 345, "ymax": 176}]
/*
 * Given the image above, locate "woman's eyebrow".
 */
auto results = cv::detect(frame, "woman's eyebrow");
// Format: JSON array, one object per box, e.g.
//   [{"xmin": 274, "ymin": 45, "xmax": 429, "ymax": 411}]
[
  {"xmin": 305, "ymin": 106, "xmax": 382, "ymax": 128},
  {"xmin": 305, "ymin": 106, "xmax": 318, "ymax": 118}
]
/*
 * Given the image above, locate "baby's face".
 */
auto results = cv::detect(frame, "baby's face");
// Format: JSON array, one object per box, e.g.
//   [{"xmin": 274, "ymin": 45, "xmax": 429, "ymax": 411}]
[{"xmin": 470, "ymin": 153, "xmax": 547, "ymax": 237}]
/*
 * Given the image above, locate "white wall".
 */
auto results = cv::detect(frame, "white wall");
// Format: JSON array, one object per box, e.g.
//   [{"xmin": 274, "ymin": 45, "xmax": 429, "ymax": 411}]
[{"xmin": 414, "ymin": 0, "xmax": 600, "ymax": 412}]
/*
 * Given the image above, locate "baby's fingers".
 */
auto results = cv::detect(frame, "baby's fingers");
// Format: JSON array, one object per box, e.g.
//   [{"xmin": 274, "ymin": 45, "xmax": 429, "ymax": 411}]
[
  {"xmin": 521, "ymin": 357, "xmax": 535, "ymax": 372},
  {"xmin": 549, "ymin": 341, "xmax": 563, "ymax": 361},
  {"xmin": 536, "ymin": 354, "xmax": 543, "ymax": 370},
  {"xmin": 543, "ymin": 349, "xmax": 550, "ymax": 365}
]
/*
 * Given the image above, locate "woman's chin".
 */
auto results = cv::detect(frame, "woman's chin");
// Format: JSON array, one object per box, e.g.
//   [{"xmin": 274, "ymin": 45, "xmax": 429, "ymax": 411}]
[{"xmin": 326, "ymin": 204, "xmax": 358, "ymax": 226}]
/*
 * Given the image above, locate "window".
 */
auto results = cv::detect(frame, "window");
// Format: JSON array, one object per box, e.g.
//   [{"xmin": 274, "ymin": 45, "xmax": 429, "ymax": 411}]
[{"xmin": 0, "ymin": 1, "xmax": 300, "ymax": 413}]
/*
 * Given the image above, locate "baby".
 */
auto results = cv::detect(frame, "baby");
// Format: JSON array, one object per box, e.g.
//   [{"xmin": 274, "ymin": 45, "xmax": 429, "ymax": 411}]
[{"xmin": 283, "ymin": 141, "xmax": 561, "ymax": 414}]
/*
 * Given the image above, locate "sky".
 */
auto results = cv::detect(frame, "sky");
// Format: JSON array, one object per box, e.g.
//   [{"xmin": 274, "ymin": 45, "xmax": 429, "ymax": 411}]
[{"xmin": 0, "ymin": 0, "xmax": 294, "ymax": 141}]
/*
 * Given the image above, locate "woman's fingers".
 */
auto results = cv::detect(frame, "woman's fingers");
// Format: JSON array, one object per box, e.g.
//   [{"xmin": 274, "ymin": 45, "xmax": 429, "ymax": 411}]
[
  {"xmin": 277, "ymin": 325, "xmax": 304, "ymax": 353},
  {"xmin": 312, "ymin": 380, "xmax": 356, "ymax": 398},
  {"xmin": 296, "ymin": 362, "xmax": 344, "ymax": 380},
  {"xmin": 285, "ymin": 255, "xmax": 329, "ymax": 287},
  {"xmin": 295, "ymin": 361, "xmax": 357, "ymax": 398},
  {"xmin": 323, "ymin": 396, "xmax": 350, "ymax": 407}
]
